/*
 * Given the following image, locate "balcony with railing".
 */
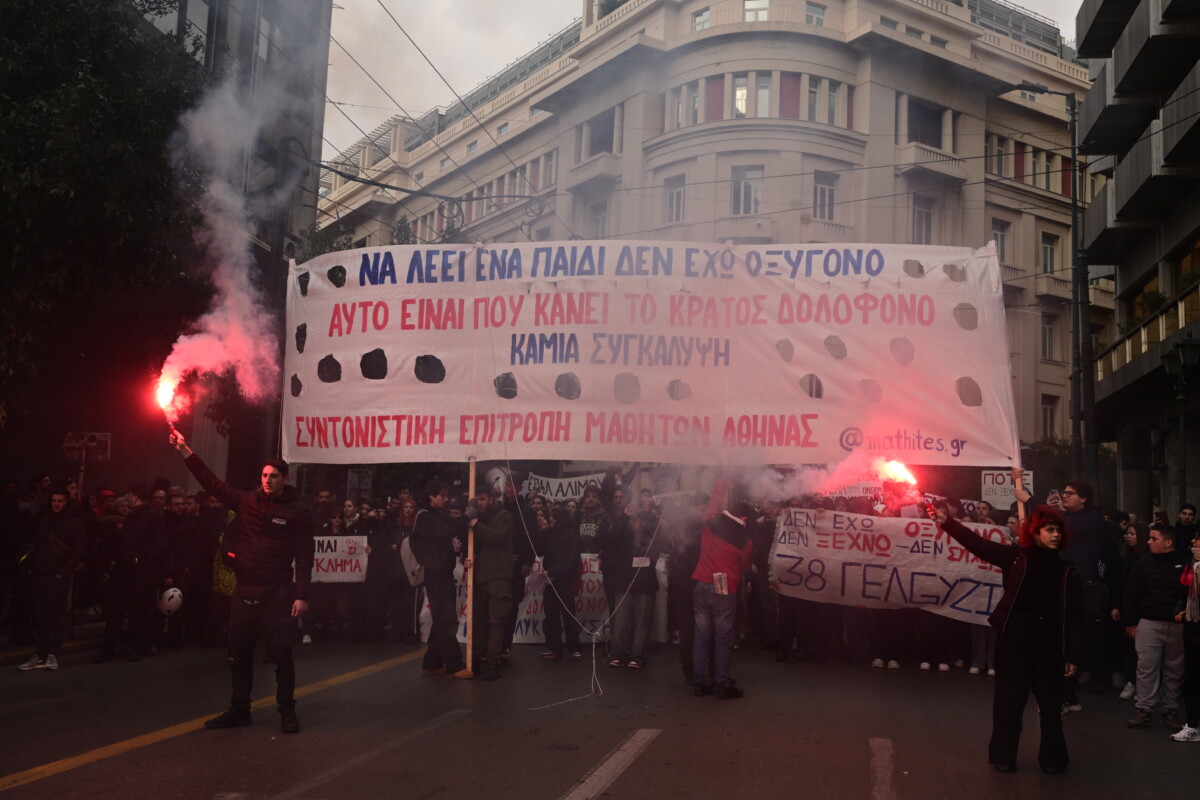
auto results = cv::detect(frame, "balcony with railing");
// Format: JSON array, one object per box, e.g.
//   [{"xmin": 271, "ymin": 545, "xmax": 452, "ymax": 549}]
[
  {"xmin": 1075, "ymin": 0, "xmax": 1140, "ymax": 57},
  {"xmin": 714, "ymin": 215, "xmax": 777, "ymax": 242},
  {"xmin": 1096, "ymin": 283, "xmax": 1200, "ymax": 381},
  {"xmin": 564, "ymin": 152, "xmax": 621, "ymax": 193},
  {"xmin": 1035, "ymin": 271, "xmax": 1073, "ymax": 300},
  {"xmin": 895, "ymin": 141, "xmax": 967, "ymax": 182}
]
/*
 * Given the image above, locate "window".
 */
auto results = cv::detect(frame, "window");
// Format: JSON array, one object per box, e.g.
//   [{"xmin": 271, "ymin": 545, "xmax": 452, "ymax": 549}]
[
  {"xmin": 186, "ymin": 0, "xmax": 210, "ymax": 62},
  {"xmin": 756, "ymin": 75, "xmax": 771, "ymax": 118},
  {"xmin": 439, "ymin": 157, "xmax": 450, "ymax": 169},
  {"xmin": 666, "ymin": 176, "xmax": 686, "ymax": 224},
  {"xmin": 467, "ymin": 141, "xmax": 478, "ymax": 153},
  {"xmin": 585, "ymin": 108, "xmax": 615, "ymax": 157},
  {"xmin": 689, "ymin": 81, "xmax": 701, "ymax": 125},
  {"xmin": 412, "ymin": 171, "xmax": 424, "ymax": 183},
  {"xmin": 827, "ymin": 80, "xmax": 840, "ymax": 125},
  {"xmin": 931, "ymin": 36, "xmax": 948, "ymax": 48},
  {"xmin": 1041, "ymin": 316, "xmax": 1056, "ymax": 360},
  {"xmin": 805, "ymin": 2, "xmax": 825, "ymax": 26},
  {"xmin": 808, "ymin": 77, "xmax": 821, "ymax": 122},
  {"xmin": 693, "ymin": 8, "xmax": 711, "ymax": 30},
  {"xmin": 732, "ymin": 166, "xmax": 764, "ymax": 215},
  {"xmin": 907, "ymin": 99, "xmax": 942, "ymax": 148},
  {"xmin": 880, "ymin": 17, "xmax": 898, "ymax": 30},
  {"xmin": 991, "ymin": 136, "xmax": 1008, "ymax": 176},
  {"xmin": 543, "ymin": 150, "xmax": 557, "ymax": 186},
  {"xmin": 744, "ymin": 0, "xmax": 769, "ymax": 22},
  {"xmin": 256, "ymin": 14, "xmax": 277, "ymax": 62},
  {"xmin": 991, "ymin": 219, "xmax": 1009, "ymax": 263},
  {"xmin": 497, "ymin": 122, "xmax": 509, "ymax": 136},
  {"xmin": 1041, "ymin": 395, "xmax": 1058, "ymax": 440},
  {"xmin": 1020, "ymin": 90, "xmax": 1038, "ymax": 101},
  {"xmin": 912, "ymin": 195, "xmax": 934, "ymax": 244},
  {"xmin": 813, "ymin": 172, "xmax": 836, "ymax": 221},
  {"xmin": 733, "ymin": 74, "xmax": 748, "ymax": 118},
  {"xmin": 672, "ymin": 87, "xmax": 684, "ymax": 129},
  {"xmin": 591, "ymin": 200, "xmax": 608, "ymax": 239},
  {"xmin": 905, "ymin": 26, "xmax": 924, "ymax": 40},
  {"xmin": 1041, "ymin": 233, "xmax": 1058, "ymax": 274}
]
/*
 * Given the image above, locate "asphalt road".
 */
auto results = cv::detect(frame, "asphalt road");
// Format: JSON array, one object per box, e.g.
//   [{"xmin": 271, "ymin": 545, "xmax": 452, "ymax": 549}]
[{"xmin": 2, "ymin": 640, "xmax": 1197, "ymax": 799}]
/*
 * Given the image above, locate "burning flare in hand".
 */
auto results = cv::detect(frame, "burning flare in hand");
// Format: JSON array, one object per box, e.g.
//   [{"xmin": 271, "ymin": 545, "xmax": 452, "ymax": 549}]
[
  {"xmin": 875, "ymin": 458, "xmax": 917, "ymax": 485},
  {"xmin": 155, "ymin": 370, "xmax": 186, "ymax": 425}
]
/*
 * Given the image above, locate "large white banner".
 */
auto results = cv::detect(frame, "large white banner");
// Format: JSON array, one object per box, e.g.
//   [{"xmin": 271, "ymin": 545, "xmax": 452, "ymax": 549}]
[
  {"xmin": 770, "ymin": 509, "xmax": 1010, "ymax": 625},
  {"xmin": 283, "ymin": 241, "xmax": 1016, "ymax": 466}
]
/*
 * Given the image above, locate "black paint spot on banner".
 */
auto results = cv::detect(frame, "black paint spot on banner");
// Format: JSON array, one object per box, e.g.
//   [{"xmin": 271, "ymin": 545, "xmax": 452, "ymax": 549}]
[
  {"xmin": 614, "ymin": 373, "xmax": 641, "ymax": 404},
  {"xmin": 290, "ymin": 375, "xmax": 303, "ymax": 397},
  {"xmin": 799, "ymin": 374, "xmax": 823, "ymax": 399},
  {"xmin": 555, "ymin": 373, "xmax": 581, "ymax": 400},
  {"xmin": 776, "ymin": 339, "xmax": 794, "ymax": 363},
  {"xmin": 298, "ymin": 272, "xmax": 310, "ymax": 296},
  {"xmin": 295, "ymin": 324, "xmax": 307, "ymax": 354},
  {"xmin": 667, "ymin": 379, "xmax": 692, "ymax": 401},
  {"xmin": 824, "ymin": 336, "xmax": 848, "ymax": 360},
  {"xmin": 414, "ymin": 355, "xmax": 445, "ymax": 384},
  {"xmin": 317, "ymin": 355, "xmax": 342, "ymax": 383},
  {"xmin": 957, "ymin": 377, "xmax": 983, "ymax": 406},
  {"xmin": 495, "ymin": 372, "xmax": 518, "ymax": 399},
  {"xmin": 327, "ymin": 265, "xmax": 347, "ymax": 287},
  {"xmin": 360, "ymin": 349, "xmax": 387, "ymax": 380},
  {"xmin": 890, "ymin": 337, "xmax": 914, "ymax": 366},
  {"xmin": 903, "ymin": 260, "xmax": 925, "ymax": 278}
]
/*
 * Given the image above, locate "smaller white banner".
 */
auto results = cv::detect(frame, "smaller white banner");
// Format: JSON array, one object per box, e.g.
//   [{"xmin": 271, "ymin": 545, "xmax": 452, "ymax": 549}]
[{"xmin": 311, "ymin": 535, "xmax": 368, "ymax": 583}]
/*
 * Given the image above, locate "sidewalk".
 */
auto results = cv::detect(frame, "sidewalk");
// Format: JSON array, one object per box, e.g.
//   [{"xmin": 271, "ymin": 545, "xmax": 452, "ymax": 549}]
[{"xmin": 0, "ymin": 620, "xmax": 105, "ymax": 667}]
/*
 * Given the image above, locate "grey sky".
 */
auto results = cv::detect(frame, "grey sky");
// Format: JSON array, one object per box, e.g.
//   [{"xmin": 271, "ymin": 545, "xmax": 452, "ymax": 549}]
[{"xmin": 323, "ymin": 0, "xmax": 1085, "ymax": 163}]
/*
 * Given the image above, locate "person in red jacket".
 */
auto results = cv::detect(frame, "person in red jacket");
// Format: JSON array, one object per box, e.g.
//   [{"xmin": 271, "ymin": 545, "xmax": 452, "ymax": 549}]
[
  {"xmin": 170, "ymin": 430, "xmax": 314, "ymax": 734},
  {"xmin": 692, "ymin": 476, "xmax": 753, "ymax": 699}
]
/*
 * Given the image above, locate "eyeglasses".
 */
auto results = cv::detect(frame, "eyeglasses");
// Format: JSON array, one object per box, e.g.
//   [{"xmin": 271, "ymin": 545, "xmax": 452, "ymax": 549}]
[{"xmin": 1061, "ymin": 490, "xmax": 1078, "ymax": 497}]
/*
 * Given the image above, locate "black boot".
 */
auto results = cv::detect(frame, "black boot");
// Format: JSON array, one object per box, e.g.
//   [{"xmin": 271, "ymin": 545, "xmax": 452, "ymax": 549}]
[{"xmin": 204, "ymin": 707, "xmax": 252, "ymax": 729}]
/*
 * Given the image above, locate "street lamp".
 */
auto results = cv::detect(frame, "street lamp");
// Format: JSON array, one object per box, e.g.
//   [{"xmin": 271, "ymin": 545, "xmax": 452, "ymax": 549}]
[
  {"xmin": 1162, "ymin": 335, "xmax": 1200, "ymax": 506},
  {"xmin": 1014, "ymin": 81, "xmax": 1095, "ymax": 484}
]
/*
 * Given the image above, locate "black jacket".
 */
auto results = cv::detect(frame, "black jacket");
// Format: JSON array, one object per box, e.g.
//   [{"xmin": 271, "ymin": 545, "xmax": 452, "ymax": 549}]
[
  {"xmin": 184, "ymin": 454, "xmax": 315, "ymax": 599},
  {"xmin": 542, "ymin": 524, "xmax": 581, "ymax": 585},
  {"xmin": 1059, "ymin": 506, "xmax": 1120, "ymax": 586},
  {"xmin": 1122, "ymin": 549, "xmax": 1189, "ymax": 624},
  {"xmin": 410, "ymin": 503, "xmax": 467, "ymax": 581},
  {"xmin": 941, "ymin": 518, "xmax": 1084, "ymax": 664},
  {"xmin": 112, "ymin": 505, "xmax": 168, "ymax": 580},
  {"xmin": 30, "ymin": 508, "xmax": 86, "ymax": 578}
]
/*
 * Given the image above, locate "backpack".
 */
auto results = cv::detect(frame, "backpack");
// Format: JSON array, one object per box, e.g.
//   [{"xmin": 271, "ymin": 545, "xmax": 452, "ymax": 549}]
[{"xmin": 399, "ymin": 509, "xmax": 426, "ymax": 587}]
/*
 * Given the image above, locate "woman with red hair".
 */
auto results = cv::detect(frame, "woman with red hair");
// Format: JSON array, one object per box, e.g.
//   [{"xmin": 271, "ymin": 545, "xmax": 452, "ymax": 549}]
[{"xmin": 929, "ymin": 503, "xmax": 1084, "ymax": 775}]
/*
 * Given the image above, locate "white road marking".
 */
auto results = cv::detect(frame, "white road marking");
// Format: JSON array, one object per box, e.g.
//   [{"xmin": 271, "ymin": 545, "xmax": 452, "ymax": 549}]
[
  {"xmin": 870, "ymin": 737, "xmax": 896, "ymax": 800},
  {"xmin": 268, "ymin": 709, "xmax": 468, "ymax": 800},
  {"xmin": 561, "ymin": 728, "xmax": 662, "ymax": 800}
]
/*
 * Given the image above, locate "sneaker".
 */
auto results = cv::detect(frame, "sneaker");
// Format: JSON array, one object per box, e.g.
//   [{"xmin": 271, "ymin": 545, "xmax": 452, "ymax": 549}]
[
  {"xmin": 954, "ymin": 659, "xmax": 966, "ymax": 668},
  {"xmin": 626, "ymin": 658, "xmax": 645, "ymax": 669},
  {"xmin": 606, "ymin": 657, "xmax": 627, "ymax": 668},
  {"xmin": 301, "ymin": 634, "xmax": 313, "ymax": 645},
  {"xmin": 204, "ymin": 708, "xmax": 252, "ymax": 729},
  {"xmin": 919, "ymin": 662, "xmax": 931, "ymax": 671},
  {"xmin": 887, "ymin": 660, "xmax": 900, "ymax": 670},
  {"xmin": 541, "ymin": 649, "xmax": 562, "ymax": 660},
  {"xmin": 968, "ymin": 666, "xmax": 981, "ymax": 675},
  {"xmin": 1171, "ymin": 725, "xmax": 1200, "ymax": 742},
  {"xmin": 1162, "ymin": 713, "xmax": 1182, "ymax": 730},
  {"xmin": 569, "ymin": 650, "xmax": 583, "ymax": 661},
  {"xmin": 987, "ymin": 668, "xmax": 996, "ymax": 677},
  {"xmin": 1061, "ymin": 701, "xmax": 1083, "ymax": 715},
  {"xmin": 44, "ymin": 654, "xmax": 59, "ymax": 671},
  {"xmin": 937, "ymin": 663, "xmax": 950, "ymax": 672},
  {"xmin": 481, "ymin": 662, "xmax": 502, "ymax": 682},
  {"xmin": 1119, "ymin": 682, "xmax": 1136, "ymax": 700},
  {"xmin": 716, "ymin": 682, "xmax": 744, "ymax": 700},
  {"xmin": 871, "ymin": 658, "xmax": 885, "ymax": 669},
  {"xmin": 17, "ymin": 655, "xmax": 45, "ymax": 671},
  {"xmin": 1127, "ymin": 710, "xmax": 1153, "ymax": 728},
  {"xmin": 693, "ymin": 683, "xmax": 714, "ymax": 697},
  {"xmin": 279, "ymin": 706, "xmax": 300, "ymax": 734}
]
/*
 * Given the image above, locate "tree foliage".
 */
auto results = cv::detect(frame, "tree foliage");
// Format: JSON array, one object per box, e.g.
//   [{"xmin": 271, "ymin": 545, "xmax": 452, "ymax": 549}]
[
  {"xmin": 0, "ymin": 0, "xmax": 209, "ymax": 413},
  {"xmin": 296, "ymin": 223, "xmax": 354, "ymax": 263}
]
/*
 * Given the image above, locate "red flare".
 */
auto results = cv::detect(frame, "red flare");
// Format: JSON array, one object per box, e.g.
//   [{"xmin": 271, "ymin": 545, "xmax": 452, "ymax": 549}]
[{"xmin": 875, "ymin": 458, "xmax": 917, "ymax": 485}]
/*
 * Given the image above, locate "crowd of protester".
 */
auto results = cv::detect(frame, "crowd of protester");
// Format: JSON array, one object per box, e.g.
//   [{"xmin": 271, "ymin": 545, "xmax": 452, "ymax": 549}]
[{"xmin": 2, "ymin": 466, "xmax": 1198, "ymax": 748}]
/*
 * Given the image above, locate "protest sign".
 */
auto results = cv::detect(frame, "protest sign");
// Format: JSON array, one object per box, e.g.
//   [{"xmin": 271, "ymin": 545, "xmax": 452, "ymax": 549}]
[
  {"xmin": 418, "ymin": 554, "xmax": 611, "ymax": 644},
  {"xmin": 522, "ymin": 472, "xmax": 607, "ymax": 500},
  {"xmin": 981, "ymin": 469, "xmax": 1033, "ymax": 509},
  {"xmin": 311, "ymin": 535, "xmax": 367, "ymax": 583},
  {"xmin": 284, "ymin": 241, "xmax": 1016, "ymax": 467},
  {"xmin": 769, "ymin": 509, "xmax": 1009, "ymax": 625}
]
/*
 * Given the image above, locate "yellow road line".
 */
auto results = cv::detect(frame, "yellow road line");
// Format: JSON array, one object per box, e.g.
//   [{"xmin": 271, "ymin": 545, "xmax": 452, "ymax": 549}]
[{"xmin": 0, "ymin": 649, "xmax": 425, "ymax": 793}]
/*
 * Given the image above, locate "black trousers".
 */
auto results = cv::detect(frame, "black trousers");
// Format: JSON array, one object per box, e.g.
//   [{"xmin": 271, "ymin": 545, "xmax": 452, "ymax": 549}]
[
  {"xmin": 502, "ymin": 564, "xmax": 528, "ymax": 651},
  {"xmin": 1184, "ymin": 628, "xmax": 1200, "ymax": 727},
  {"xmin": 669, "ymin": 580, "xmax": 696, "ymax": 678},
  {"xmin": 471, "ymin": 578, "xmax": 513, "ymax": 668},
  {"xmin": 102, "ymin": 571, "xmax": 153, "ymax": 655},
  {"xmin": 422, "ymin": 577, "xmax": 464, "ymax": 672},
  {"xmin": 542, "ymin": 579, "xmax": 580, "ymax": 652},
  {"xmin": 228, "ymin": 585, "xmax": 299, "ymax": 709},
  {"xmin": 990, "ymin": 616, "xmax": 1068, "ymax": 770},
  {"xmin": 32, "ymin": 574, "xmax": 70, "ymax": 658}
]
